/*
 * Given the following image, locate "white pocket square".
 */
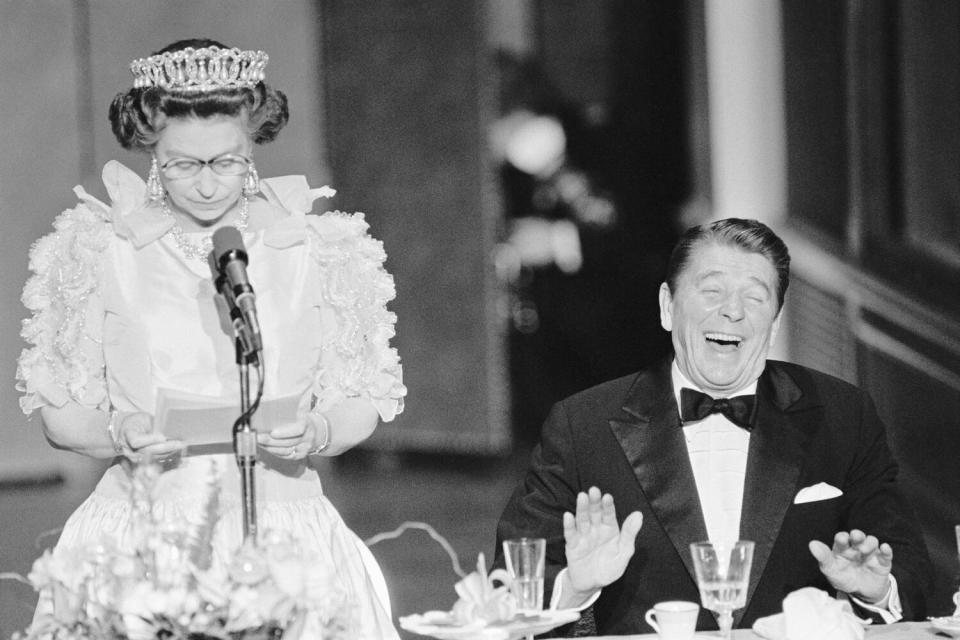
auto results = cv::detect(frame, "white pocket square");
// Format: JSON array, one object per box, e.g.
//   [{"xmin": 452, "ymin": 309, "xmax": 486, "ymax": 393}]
[{"xmin": 793, "ymin": 482, "xmax": 843, "ymax": 504}]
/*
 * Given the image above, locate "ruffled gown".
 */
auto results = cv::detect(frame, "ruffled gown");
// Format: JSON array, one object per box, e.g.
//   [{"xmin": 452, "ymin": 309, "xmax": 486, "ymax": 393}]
[{"xmin": 17, "ymin": 161, "xmax": 407, "ymax": 639}]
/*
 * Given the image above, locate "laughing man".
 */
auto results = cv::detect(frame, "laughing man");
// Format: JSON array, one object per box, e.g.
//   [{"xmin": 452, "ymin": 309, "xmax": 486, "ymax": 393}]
[{"xmin": 496, "ymin": 218, "xmax": 931, "ymax": 634}]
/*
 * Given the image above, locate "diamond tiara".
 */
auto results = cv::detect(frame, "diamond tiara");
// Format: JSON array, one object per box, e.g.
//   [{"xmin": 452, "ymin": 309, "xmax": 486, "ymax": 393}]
[{"xmin": 130, "ymin": 46, "xmax": 268, "ymax": 93}]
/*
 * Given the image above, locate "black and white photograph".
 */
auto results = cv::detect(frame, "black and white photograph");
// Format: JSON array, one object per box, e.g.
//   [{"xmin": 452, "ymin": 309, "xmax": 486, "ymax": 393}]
[{"xmin": 1, "ymin": 2, "xmax": 958, "ymax": 639}]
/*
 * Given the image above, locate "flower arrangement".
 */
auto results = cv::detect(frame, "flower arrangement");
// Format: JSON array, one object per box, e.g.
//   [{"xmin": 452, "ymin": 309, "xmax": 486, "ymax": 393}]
[
  {"xmin": 6, "ymin": 461, "xmax": 349, "ymax": 640},
  {"xmin": 448, "ymin": 554, "xmax": 516, "ymax": 625}
]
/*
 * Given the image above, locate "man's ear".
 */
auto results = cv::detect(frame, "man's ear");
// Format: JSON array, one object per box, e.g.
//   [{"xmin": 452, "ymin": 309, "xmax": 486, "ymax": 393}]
[
  {"xmin": 769, "ymin": 307, "xmax": 784, "ymax": 348},
  {"xmin": 658, "ymin": 283, "xmax": 673, "ymax": 332}
]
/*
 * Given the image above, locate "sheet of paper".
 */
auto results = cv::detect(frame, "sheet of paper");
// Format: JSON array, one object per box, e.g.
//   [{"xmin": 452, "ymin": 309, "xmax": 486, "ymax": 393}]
[{"xmin": 154, "ymin": 388, "xmax": 304, "ymax": 446}]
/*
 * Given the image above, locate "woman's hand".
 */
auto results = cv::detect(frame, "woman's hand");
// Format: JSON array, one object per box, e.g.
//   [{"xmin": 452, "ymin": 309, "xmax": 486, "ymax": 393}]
[
  {"xmin": 116, "ymin": 411, "xmax": 184, "ymax": 460},
  {"xmin": 256, "ymin": 413, "xmax": 324, "ymax": 460}
]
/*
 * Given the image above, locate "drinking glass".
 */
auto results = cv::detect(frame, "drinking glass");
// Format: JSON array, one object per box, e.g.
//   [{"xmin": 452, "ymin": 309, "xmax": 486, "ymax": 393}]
[
  {"xmin": 689, "ymin": 540, "xmax": 754, "ymax": 640},
  {"xmin": 954, "ymin": 525, "xmax": 960, "ymax": 616},
  {"xmin": 503, "ymin": 537, "xmax": 546, "ymax": 614}
]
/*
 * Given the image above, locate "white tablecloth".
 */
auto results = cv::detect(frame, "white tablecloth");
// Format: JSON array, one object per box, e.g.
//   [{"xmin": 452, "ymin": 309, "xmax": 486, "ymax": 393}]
[{"xmin": 590, "ymin": 620, "xmax": 939, "ymax": 639}]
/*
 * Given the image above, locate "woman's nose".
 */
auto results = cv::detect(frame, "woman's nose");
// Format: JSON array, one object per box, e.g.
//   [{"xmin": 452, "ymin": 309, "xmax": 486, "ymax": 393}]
[{"xmin": 194, "ymin": 166, "xmax": 219, "ymax": 197}]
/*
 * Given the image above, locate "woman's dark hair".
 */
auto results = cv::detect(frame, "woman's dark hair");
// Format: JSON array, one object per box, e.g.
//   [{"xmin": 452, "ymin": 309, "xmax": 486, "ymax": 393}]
[
  {"xmin": 664, "ymin": 218, "xmax": 791, "ymax": 311},
  {"xmin": 109, "ymin": 38, "xmax": 289, "ymax": 150}
]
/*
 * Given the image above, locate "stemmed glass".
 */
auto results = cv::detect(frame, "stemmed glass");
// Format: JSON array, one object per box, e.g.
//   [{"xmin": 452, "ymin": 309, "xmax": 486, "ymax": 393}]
[{"xmin": 690, "ymin": 540, "xmax": 754, "ymax": 640}]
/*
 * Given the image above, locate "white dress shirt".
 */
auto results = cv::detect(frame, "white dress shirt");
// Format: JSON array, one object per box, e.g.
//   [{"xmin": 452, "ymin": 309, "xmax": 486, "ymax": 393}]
[{"xmin": 672, "ymin": 363, "xmax": 753, "ymax": 545}]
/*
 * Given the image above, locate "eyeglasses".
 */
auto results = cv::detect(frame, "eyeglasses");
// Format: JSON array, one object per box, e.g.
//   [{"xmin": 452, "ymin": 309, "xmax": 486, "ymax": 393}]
[{"xmin": 159, "ymin": 153, "xmax": 251, "ymax": 179}]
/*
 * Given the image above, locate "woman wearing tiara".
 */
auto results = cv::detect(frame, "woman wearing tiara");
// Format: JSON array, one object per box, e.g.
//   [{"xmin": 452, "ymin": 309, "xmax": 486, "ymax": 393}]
[{"xmin": 17, "ymin": 38, "xmax": 405, "ymax": 638}]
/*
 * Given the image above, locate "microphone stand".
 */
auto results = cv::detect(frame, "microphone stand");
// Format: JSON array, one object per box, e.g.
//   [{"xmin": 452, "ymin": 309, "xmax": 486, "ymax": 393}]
[
  {"xmin": 210, "ymin": 251, "xmax": 263, "ymax": 544},
  {"xmin": 233, "ymin": 337, "xmax": 260, "ymax": 542}
]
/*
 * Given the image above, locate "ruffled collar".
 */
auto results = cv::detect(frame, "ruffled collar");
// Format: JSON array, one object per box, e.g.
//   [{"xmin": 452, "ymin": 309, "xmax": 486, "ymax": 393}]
[{"xmin": 84, "ymin": 160, "xmax": 336, "ymax": 249}]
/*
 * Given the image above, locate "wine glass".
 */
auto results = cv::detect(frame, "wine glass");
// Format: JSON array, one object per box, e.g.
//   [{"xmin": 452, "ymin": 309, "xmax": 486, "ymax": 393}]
[{"xmin": 689, "ymin": 540, "xmax": 754, "ymax": 640}]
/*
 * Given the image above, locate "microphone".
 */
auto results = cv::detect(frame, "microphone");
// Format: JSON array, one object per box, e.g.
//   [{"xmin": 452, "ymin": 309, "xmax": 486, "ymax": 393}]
[
  {"xmin": 211, "ymin": 226, "xmax": 262, "ymax": 353},
  {"xmin": 207, "ymin": 251, "xmax": 241, "ymax": 339}
]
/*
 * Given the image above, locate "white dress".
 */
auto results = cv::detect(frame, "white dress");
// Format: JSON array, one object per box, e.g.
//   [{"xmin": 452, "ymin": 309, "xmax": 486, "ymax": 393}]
[{"xmin": 17, "ymin": 161, "xmax": 407, "ymax": 639}]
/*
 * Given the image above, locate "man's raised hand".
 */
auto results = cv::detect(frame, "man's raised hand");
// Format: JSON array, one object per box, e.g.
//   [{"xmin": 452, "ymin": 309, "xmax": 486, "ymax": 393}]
[
  {"xmin": 564, "ymin": 487, "xmax": 643, "ymax": 598},
  {"xmin": 809, "ymin": 529, "xmax": 893, "ymax": 602}
]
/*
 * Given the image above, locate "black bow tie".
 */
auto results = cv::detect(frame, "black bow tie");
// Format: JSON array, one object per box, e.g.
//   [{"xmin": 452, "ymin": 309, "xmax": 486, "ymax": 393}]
[{"xmin": 680, "ymin": 388, "xmax": 757, "ymax": 430}]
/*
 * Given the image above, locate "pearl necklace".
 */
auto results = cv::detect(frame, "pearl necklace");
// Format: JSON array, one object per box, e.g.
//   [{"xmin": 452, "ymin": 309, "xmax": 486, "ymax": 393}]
[{"xmin": 161, "ymin": 196, "xmax": 250, "ymax": 261}]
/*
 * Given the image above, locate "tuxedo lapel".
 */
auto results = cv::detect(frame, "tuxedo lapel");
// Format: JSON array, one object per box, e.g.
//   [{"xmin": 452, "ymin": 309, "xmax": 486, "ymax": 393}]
[
  {"xmin": 736, "ymin": 364, "xmax": 818, "ymax": 627},
  {"xmin": 608, "ymin": 361, "xmax": 708, "ymax": 585}
]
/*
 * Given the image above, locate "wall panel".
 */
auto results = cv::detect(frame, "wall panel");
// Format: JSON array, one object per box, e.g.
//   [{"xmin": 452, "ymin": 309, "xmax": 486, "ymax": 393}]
[
  {"xmin": 783, "ymin": 275, "xmax": 856, "ymax": 384},
  {"xmin": 0, "ymin": 2, "xmax": 87, "ymax": 482},
  {"xmin": 322, "ymin": 0, "xmax": 510, "ymax": 454}
]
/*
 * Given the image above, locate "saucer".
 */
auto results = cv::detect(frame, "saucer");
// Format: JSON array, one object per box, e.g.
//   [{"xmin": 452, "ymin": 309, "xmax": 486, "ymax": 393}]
[{"xmin": 399, "ymin": 609, "xmax": 579, "ymax": 640}]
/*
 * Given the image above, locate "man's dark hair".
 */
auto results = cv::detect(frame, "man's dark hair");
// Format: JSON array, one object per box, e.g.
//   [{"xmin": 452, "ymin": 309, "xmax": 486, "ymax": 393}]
[{"xmin": 664, "ymin": 218, "xmax": 791, "ymax": 311}]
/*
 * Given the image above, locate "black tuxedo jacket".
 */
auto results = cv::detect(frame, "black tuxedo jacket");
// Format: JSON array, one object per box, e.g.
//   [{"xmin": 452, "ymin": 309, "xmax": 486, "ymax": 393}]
[{"xmin": 496, "ymin": 359, "xmax": 931, "ymax": 634}]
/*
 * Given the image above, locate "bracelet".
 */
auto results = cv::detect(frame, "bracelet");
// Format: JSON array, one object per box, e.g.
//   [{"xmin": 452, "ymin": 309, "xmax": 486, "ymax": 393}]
[
  {"xmin": 308, "ymin": 412, "xmax": 331, "ymax": 455},
  {"xmin": 106, "ymin": 409, "xmax": 125, "ymax": 455}
]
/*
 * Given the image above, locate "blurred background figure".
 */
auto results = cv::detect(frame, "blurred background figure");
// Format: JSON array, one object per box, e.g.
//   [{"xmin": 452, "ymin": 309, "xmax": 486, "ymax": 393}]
[{"xmin": 491, "ymin": 50, "xmax": 678, "ymax": 444}]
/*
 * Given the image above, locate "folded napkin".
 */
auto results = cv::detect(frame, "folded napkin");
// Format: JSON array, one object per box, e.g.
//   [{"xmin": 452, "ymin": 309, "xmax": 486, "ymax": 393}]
[
  {"xmin": 450, "ymin": 553, "xmax": 518, "ymax": 625},
  {"xmin": 752, "ymin": 587, "xmax": 866, "ymax": 640},
  {"xmin": 793, "ymin": 482, "xmax": 843, "ymax": 504}
]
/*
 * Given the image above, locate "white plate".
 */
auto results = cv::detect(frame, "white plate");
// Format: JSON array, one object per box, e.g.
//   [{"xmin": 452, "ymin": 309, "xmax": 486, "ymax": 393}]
[
  {"xmin": 929, "ymin": 616, "xmax": 960, "ymax": 638},
  {"xmin": 399, "ymin": 609, "xmax": 579, "ymax": 640}
]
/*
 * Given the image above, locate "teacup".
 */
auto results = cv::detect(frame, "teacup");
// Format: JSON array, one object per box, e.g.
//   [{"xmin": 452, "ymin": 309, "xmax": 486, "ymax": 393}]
[{"xmin": 644, "ymin": 600, "xmax": 699, "ymax": 640}]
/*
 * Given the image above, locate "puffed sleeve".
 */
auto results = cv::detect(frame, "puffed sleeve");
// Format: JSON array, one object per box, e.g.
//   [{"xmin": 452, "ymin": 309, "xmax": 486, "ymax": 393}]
[
  {"xmin": 305, "ymin": 210, "xmax": 406, "ymax": 421},
  {"xmin": 16, "ymin": 191, "xmax": 113, "ymax": 415}
]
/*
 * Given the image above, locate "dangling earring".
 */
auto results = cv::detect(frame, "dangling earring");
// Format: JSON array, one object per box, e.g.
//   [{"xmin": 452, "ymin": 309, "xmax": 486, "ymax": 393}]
[
  {"xmin": 147, "ymin": 156, "xmax": 165, "ymax": 204},
  {"xmin": 243, "ymin": 162, "xmax": 260, "ymax": 196}
]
